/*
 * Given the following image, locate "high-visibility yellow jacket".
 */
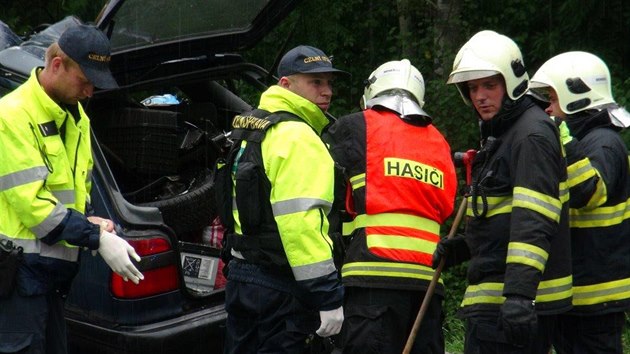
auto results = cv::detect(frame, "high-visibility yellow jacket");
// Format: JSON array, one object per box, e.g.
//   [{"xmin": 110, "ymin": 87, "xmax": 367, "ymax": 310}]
[
  {"xmin": 564, "ymin": 109, "xmax": 630, "ymax": 314},
  {"xmin": 0, "ymin": 68, "xmax": 99, "ymax": 295},
  {"xmin": 226, "ymin": 85, "xmax": 342, "ymax": 310},
  {"xmin": 460, "ymin": 97, "xmax": 573, "ymax": 316}
]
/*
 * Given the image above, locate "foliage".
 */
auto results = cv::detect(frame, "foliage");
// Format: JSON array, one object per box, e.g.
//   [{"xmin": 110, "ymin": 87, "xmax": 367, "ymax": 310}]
[
  {"xmin": 441, "ymin": 262, "xmax": 468, "ymax": 353},
  {"xmin": 2, "ymin": 1, "xmax": 627, "ymax": 140},
  {"xmin": 0, "ymin": 0, "xmax": 106, "ymax": 37},
  {"xmin": 250, "ymin": 0, "xmax": 630, "ymax": 122}
]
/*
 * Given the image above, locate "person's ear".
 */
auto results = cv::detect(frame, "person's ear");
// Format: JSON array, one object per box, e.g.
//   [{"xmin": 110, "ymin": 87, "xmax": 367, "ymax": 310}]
[
  {"xmin": 278, "ymin": 76, "xmax": 291, "ymax": 89},
  {"xmin": 50, "ymin": 56, "xmax": 64, "ymax": 73}
]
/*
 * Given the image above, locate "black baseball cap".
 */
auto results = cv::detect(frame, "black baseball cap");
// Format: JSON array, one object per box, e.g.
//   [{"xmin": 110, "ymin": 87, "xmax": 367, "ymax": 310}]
[
  {"xmin": 277, "ymin": 45, "xmax": 348, "ymax": 77},
  {"xmin": 58, "ymin": 24, "xmax": 118, "ymax": 89}
]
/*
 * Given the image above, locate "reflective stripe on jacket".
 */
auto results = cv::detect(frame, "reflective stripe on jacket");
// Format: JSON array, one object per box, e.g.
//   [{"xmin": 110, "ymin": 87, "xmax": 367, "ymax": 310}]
[
  {"xmin": 327, "ymin": 108, "xmax": 456, "ymax": 293},
  {"xmin": 460, "ymin": 97, "xmax": 572, "ymax": 316},
  {"xmin": 563, "ymin": 110, "xmax": 630, "ymax": 314}
]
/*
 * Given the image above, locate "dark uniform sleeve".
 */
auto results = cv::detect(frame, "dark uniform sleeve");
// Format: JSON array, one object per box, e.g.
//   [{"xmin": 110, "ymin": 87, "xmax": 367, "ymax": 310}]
[
  {"xmin": 503, "ymin": 132, "xmax": 563, "ymax": 299},
  {"xmin": 324, "ymin": 112, "xmax": 366, "ymax": 232},
  {"xmin": 41, "ymin": 209, "xmax": 101, "ymax": 250},
  {"xmin": 325, "ymin": 113, "xmax": 365, "ymax": 171},
  {"xmin": 564, "ymin": 130, "xmax": 626, "ymax": 210}
]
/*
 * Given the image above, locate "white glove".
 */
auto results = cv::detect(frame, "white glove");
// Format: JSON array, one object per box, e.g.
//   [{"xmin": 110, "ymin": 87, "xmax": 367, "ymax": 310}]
[
  {"xmin": 316, "ymin": 306, "xmax": 344, "ymax": 337},
  {"xmin": 98, "ymin": 230, "xmax": 144, "ymax": 284}
]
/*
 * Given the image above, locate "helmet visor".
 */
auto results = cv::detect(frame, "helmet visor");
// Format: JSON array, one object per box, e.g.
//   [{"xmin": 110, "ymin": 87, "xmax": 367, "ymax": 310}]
[{"xmin": 447, "ymin": 70, "xmax": 499, "ymax": 84}]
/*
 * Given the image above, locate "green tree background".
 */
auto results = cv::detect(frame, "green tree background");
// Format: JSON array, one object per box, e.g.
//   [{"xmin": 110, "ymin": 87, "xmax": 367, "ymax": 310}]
[
  {"xmin": 2, "ymin": 0, "xmax": 628, "ymax": 149},
  {"xmin": 2, "ymin": 0, "xmax": 629, "ymax": 352},
  {"xmin": 249, "ymin": 0, "xmax": 630, "ymax": 151}
]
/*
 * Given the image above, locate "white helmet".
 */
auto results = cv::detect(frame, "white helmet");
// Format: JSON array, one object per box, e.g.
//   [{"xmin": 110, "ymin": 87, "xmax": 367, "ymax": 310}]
[
  {"xmin": 531, "ymin": 51, "xmax": 630, "ymax": 128},
  {"xmin": 447, "ymin": 30, "xmax": 529, "ymax": 104},
  {"xmin": 361, "ymin": 59, "xmax": 426, "ymax": 110},
  {"xmin": 530, "ymin": 51, "xmax": 615, "ymax": 114}
]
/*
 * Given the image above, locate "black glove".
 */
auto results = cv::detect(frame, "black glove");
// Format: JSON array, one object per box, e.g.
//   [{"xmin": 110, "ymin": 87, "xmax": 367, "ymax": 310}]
[
  {"xmin": 431, "ymin": 234, "xmax": 469, "ymax": 269},
  {"xmin": 499, "ymin": 295, "xmax": 537, "ymax": 348}
]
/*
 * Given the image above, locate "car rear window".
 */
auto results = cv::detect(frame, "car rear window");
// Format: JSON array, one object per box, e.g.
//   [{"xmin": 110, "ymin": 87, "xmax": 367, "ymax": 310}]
[{"xmin": 108, "ymin": 0, "xmax": 270, "ymax": 51}]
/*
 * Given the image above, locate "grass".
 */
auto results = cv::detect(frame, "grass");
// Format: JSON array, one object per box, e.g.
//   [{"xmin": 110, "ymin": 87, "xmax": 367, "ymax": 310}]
[
  {"xmin": 444, "ymin": 311, "xmax": 630, "ymax": 353},
  {"xmin": 442, "ymin": 264, "xmax": 466, "ymax": 353},
  {"xmin": 441, "ymin": 264, "xmax": 630, "ymax": 353},
  {"xmin": 444, "ymin": 315, "xmax": 465, "ymax": 353}
]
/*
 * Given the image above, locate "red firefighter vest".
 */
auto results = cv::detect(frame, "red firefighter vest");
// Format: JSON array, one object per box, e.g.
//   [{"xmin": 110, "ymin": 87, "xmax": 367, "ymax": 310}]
[{"xmin": 340, "ymin": 109, "xmax": 456, "ymax": 290}]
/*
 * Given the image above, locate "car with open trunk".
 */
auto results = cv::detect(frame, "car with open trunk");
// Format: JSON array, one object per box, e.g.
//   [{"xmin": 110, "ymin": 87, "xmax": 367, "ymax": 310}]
[{"xmin": 0, "ymin": 0, "xmax": 300, "ymax": 352}]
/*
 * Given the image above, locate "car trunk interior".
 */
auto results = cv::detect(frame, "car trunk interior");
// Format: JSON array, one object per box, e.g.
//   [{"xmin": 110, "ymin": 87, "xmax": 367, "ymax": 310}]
[
  {"xmin": 85, "ymin": 63, "xmax": 264, "ymax": 296},
  {"xmin": 89, "ymin": 64, "xmax": 259, "ymax": 238}
]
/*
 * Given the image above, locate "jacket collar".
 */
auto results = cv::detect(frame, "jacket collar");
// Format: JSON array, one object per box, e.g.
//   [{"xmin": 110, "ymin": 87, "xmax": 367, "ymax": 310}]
[
  {"xmin": 566, "ymin": 109, "xmax": 617, "ymax": 140},
  {"xmin": 27, "ymin": 68, "xmax": 69, "ymax": 126},
  {"xmin": 257, "ymin": 85, "xmax": 330, "ymax": 136},
  {"xmin": 480, "ymin": 96, "xmax": 535, "ymax": 139}
]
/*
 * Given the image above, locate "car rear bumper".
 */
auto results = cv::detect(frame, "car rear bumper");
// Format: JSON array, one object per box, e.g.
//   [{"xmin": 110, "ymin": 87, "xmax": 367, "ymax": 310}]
[{"xmin": 66, "ymin": 304, "xmax": 227, "ymax": 354}]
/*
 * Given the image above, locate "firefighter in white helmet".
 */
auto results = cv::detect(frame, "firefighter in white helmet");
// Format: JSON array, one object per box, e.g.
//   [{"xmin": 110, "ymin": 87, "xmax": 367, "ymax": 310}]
[
  {"xmin": 326, "ymin": 59, "xmax": 457, "ymax": 353},
  {"xmin": 531, "ymin": 51, "xmax": 630, "ymax": 354},
  {"xmin": 432, "ymin": 30, "xmax": 572, "ymax": 353}
]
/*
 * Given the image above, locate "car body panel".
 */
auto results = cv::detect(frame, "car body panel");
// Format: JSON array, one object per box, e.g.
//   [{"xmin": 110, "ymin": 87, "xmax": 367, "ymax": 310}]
[{"xmin": 65, "ymin": 303, "xmax": 227, "ymax": 354}]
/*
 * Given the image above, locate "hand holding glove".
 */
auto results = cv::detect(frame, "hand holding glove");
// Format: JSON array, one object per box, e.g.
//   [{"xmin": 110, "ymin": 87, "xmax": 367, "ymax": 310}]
[
  {"xmin": 431, "ymin": 234, "xmax": 469, "ymax": 269},
  {"xmin": 98, "ymin": 230, "xmax": 144, "ymax": 284},
  {"xmin": 499, "ymin": 295, "xmax": 537, "ymax": 347},
  {"xmin": 316, "ymin": 306, "xmax": 344, "ymax": 337}
]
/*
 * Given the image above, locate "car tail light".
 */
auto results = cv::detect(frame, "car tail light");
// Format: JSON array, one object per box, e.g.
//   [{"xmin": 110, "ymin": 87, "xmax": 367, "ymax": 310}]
[{"xmin": 110, "ymin": 237, "xmax": 179, "ymax": 299}]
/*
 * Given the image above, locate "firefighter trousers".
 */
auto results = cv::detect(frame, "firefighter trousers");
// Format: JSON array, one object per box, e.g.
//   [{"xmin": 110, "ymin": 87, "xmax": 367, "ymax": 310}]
[
  {"xmin": 464, "ymin": 313, "xmax": 557, "ymax": 354},
  {"xmin": 340, "ymin": 287, "xmax": 444, "ymax": 354},
  {"xmin": 224, "ymin": 262, "xmax": 320, "ymax": 354},
  {"xmin": 553, "ymin": 311, "xmax": 625, "ymax": 354}
]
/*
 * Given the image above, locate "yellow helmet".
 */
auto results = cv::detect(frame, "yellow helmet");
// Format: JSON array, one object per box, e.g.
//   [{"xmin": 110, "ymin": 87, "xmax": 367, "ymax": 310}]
[{"xmin": 447, "ymin": 30, "xmax": 529, "ymax": 105}]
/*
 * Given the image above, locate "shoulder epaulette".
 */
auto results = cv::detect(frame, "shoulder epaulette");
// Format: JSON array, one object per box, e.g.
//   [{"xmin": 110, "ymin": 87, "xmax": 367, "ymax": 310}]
[{"xmin": 230, "ymin": 110, "xmax": 301, "ymax": 142}]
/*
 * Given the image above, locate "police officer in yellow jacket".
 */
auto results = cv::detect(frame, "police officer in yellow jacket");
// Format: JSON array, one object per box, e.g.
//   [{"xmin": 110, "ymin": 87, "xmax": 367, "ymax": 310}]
[
  {"xmin": 531, "ymin": 51, "xmax": 630, "ymax": 354},
  {"xmin": 0, "ymin": 25, "xmax": 143, "ymax": 354},
  {"xmin": 219, "ymin": 45, "xmax": 346, "ymax": 353},
  {"xmin": 434, "ymin": 30, "xmax": 572, "ymax": 353}
]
